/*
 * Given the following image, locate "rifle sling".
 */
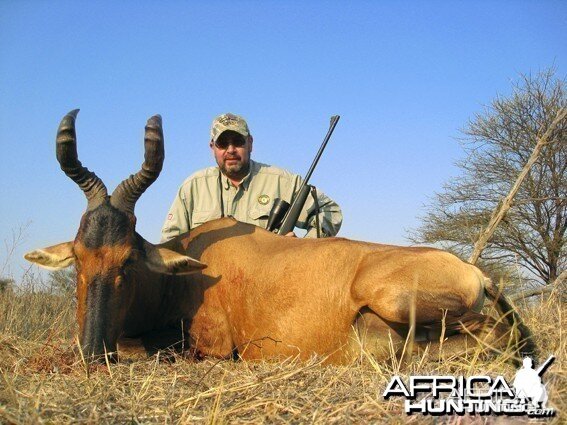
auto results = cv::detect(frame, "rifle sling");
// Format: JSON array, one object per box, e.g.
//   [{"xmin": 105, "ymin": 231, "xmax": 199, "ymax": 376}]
[{"xmin": 311, "ymin": 185, "xmax": 321, "ymax": 238}]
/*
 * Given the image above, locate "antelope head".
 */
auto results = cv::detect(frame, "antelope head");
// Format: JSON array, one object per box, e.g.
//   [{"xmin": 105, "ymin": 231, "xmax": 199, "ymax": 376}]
[{"xmin": 25, "ymin": 110, "xmax": 206, "ymax": 360}]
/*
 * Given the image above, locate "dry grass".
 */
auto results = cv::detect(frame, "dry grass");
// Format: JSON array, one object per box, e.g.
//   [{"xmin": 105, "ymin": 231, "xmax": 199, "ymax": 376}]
[{"xmin": 0, "ymin": 284, "xmax": 565, "ymax": 424}]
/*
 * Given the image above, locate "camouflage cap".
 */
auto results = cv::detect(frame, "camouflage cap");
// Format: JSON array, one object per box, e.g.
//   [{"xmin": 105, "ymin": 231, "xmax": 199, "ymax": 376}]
[{"xmin": 210, "ymin": 113, "xmax": 250, "ymax": 142}]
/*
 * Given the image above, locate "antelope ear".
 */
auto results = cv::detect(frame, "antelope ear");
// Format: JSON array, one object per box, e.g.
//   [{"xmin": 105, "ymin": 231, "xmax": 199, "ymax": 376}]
[
  {"xmin": 24, "ymin": 242, "xmax": 75, "ymax": 270},
  {"xmin": 143, "ymin": 240, "xmax": 206, "ymax": 275}
]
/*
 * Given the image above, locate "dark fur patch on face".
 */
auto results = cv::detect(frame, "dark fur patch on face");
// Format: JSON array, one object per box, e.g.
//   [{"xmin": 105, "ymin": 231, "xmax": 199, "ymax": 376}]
[
  {"xmin": 81, "ymin": 274, "xmax": 111, "ymax": 353},
  {"xmin": 79, "ymin": 201, "xmax": 132, "ymax": 248}
]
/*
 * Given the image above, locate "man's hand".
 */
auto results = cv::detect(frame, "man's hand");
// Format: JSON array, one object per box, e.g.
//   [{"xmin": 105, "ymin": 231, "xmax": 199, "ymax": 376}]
[{"xmin": 285, "ymin": 232, "xmax": 297, "ymax": 238}]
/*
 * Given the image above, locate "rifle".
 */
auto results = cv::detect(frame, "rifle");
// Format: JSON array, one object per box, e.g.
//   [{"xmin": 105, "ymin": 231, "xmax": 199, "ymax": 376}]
[
  {"xmin": 536, "ymin": 355, "xmax": 555, "ymax": 377},
  {"xmin": 266, "ymin": 115, "xmax": 340, "ymax": 236}
]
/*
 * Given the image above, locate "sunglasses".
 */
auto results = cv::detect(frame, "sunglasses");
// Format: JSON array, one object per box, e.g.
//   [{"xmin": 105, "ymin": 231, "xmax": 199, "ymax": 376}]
[{"xmin": 214, "ymin": 134, "xmax": 247, "ymax": 150}]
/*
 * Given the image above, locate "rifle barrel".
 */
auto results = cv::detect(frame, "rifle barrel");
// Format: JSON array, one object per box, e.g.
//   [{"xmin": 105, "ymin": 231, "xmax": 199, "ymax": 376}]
[
  {"xmin": 302, "ymin": 115, "xmax": 340, "ymax": 187},
  {"xmin": 536, "ymin": 355, "xmax": 555, "ymax": 377},
  {"xmin": 276, "ymin": 115, "xmax": 340, "ymax": 235}
]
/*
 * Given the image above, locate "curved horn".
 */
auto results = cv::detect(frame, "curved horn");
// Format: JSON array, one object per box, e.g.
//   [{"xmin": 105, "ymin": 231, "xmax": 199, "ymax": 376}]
[
  {"xmin": 110, "ymin": 115, "xmax": 164, "ymax": 214},
  {"xmin": 56, "ymin": 109, "xmax": 108, "ymax": 209}
]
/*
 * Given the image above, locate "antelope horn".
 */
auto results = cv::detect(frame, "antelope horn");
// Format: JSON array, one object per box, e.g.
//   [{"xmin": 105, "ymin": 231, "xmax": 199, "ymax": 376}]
[
  {"xmin": 56, "ymin": 109, "xmax": 108, "ymax": 209},
  {"xmin": 110, "ymin": 115, "xmax": 164, "ymax": 213}
]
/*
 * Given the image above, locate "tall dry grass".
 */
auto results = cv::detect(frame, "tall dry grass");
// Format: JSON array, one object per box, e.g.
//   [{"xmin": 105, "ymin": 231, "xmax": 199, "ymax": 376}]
[{"xmin": 0, "ymin": 280, "xmax": 565, "ymax": 424}]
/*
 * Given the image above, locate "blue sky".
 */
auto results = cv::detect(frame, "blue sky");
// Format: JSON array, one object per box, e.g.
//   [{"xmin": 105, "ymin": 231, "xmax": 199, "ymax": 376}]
[{"xmin": 1, "ymin": 1, "xmax": 565, "ymax": 279}]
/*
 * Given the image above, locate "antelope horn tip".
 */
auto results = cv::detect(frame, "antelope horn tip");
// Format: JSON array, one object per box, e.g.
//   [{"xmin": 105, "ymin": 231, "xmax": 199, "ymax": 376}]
[
  {"xmin": 67, "ymin": 109, "xmax": 80, "ymax": 119},
  {"xmin": 147, "ymin": 114, "xmax": 162, "ymax": 125},
  {"xmin": 58, "ymin": 109, "xmax": 80, "ymax": 133}
]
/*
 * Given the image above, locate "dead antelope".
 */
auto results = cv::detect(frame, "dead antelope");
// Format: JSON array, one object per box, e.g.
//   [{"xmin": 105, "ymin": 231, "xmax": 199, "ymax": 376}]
[{"xmin": 25, "ymin": 110, "xmax": 536, "ymax": 364}]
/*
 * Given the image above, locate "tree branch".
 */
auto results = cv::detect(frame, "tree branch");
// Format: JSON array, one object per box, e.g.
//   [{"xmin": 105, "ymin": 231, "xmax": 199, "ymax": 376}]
[
  {"xmin": 469, "ymin": 107, "xmax": 567, "ymax": 265},
  {"xmin": 509, "ymin": 270, "xmax": 567, "ymax": 301}
]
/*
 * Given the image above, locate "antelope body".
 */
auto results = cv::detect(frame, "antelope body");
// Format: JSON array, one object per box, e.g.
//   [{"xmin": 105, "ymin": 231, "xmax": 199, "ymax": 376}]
[{"xmin": 25, "ymin": 111, "xmax": 536, "ymax": 363}]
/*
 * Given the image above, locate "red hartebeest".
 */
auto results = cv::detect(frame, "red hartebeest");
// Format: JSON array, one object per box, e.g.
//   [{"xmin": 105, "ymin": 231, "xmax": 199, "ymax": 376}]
[{"xmin": 25, "ymin": 111, "xmax": 536, "ymax": 363}]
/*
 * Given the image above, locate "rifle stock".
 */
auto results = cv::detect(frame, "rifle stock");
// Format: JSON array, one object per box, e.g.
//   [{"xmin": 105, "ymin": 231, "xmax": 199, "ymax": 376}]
[
  {"xmin": 266, "ymin": 199, "xmax": 290, "ymax": 232},
  {"xmin": 277, "ymin": 185, "xmax": 312, "ymax": 235}
]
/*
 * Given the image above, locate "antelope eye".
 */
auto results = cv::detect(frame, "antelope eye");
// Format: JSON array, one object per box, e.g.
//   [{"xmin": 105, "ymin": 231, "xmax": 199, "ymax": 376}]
[
  {"xmin": 122, "ymin": 260, "xmax": 134, "ymax": 275},
  {"xmin": 123, "ymin": 258, "xmax": 136, "ymax": 270}
]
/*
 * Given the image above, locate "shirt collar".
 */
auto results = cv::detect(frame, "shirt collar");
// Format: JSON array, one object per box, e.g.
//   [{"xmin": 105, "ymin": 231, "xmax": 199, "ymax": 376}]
[{"xmin": 220, "ymin": 160, "xmax": 257, "ymax": 190}]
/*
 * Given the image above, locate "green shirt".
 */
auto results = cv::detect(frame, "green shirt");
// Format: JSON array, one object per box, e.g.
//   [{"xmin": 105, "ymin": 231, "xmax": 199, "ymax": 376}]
[{"xmin": 161, "ymin": 160, "xmax": 342, "ymax": 241}]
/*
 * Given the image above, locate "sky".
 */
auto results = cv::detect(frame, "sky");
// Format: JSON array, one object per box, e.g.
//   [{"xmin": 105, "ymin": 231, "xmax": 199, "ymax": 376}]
[{"xmin": 0, "ymin": 0, "xmax": 565, "ymax": 280}]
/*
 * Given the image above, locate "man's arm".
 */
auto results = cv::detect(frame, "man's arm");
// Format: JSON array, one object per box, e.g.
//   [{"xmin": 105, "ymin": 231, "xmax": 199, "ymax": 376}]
[
  {"xmin": 302, "ymin": 189, "xmax": 342, "ymax": 237},
  {"xmin": 291, "ymin": 176, "xmax": 342, "ymax": 237},
  {"xmin": 160, "ymin": 185, "xmax": 192, "ymax": 243}
]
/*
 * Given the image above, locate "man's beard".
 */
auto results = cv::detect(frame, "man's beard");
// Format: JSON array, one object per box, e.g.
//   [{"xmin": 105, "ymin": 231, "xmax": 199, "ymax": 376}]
[{"xmin": 221, "ymin": 158, "xmax": 250, "ymax": 181}]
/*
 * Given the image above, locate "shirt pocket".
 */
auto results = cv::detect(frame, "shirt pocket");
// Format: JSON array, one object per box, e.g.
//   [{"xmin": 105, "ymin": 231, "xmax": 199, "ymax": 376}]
[
  {"xmin": 191, "ymin": 210, "xmax": 221, "ymax": 228},
  {"xmin": 248, "ymin": 203, "xmax": 273, "ymax": 228}
]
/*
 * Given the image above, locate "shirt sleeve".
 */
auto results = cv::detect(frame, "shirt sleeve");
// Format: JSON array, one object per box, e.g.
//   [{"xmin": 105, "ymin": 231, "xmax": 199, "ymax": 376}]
[
  {"xmin": 291, "ymin": 175, "xmax": 343, "ymax": 238},
  {"xmin": 160, "ymin": 184, "xmax": 192, "ymax": 242}
]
